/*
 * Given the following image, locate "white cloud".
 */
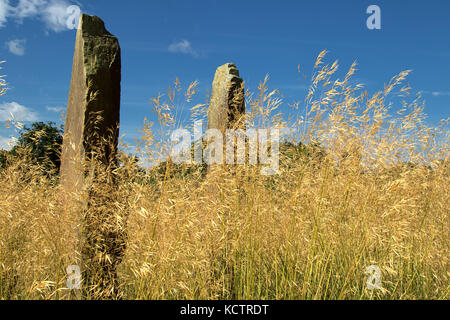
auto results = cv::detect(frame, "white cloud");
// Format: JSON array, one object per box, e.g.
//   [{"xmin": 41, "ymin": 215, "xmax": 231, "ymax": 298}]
[
  {"xmin": 42, "ymin": 0, "xmax": 73, "ymax": 32},
  {"xmin": 0, "ymin": 0, "xmax": 11, "ymax": 27},
  {"xmin": 0, "ymin": 102, "xmax": 38, "ymax": 122},
  {"xmin": 431, "ymin": 91, "xmax": 450, "ymax": 97},
  {"xmin": 14, "ymin": 0, "xmax": 46, "ymax": 20},
  {"xmin": 0, "ymin": 135, "xmax": 16, "ymax": 150},
  {"xmin": 0, "ymin": 0, "xmax": 79, "ymax": 32},
  {"xmin": 168, "ymin": 40, "xmax": 199, "ymax": 58},
  {"xmin": 46, "ymin": 106, "xmax": 64, "ymax": 113},
  {"xmin": 6, "ymin": 39, "xmax": 26, "ymax": 56}
]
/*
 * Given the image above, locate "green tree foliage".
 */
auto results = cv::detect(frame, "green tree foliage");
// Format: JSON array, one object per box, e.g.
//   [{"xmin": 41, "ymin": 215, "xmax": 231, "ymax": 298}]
[
  {"xmin": 0, "ymin": 150, "xmax": 8, "ymax": 169},
  {"xmin": 10, "ymin": 122, "xmax": 64, "ymax": 172}
]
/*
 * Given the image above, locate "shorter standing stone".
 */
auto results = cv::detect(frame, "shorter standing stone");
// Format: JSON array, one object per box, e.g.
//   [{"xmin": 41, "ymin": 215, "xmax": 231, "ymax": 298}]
[{"xmin": 207, "ymin": 63, "xmax": 245, "ymax": 132}]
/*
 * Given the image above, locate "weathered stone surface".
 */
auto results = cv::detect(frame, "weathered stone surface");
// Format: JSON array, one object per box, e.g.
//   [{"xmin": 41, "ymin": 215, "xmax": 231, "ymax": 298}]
[
  {"xmin": 60, "ymin": 14, "xmax": 122, "ymax": 298},
  {"xmin": 61, "ymin": 14, "xmax": 121, "ymax": 192},
  {"xmin": 207, "ymin": 63, "xmax": 245, "ymax": 132}
]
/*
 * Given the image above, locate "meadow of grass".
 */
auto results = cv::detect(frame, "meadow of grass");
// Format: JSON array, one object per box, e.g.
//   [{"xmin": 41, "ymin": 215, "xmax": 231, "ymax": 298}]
[{"xmin": 0, "ymin": 52, "xmax": 448, "ymax": 300}]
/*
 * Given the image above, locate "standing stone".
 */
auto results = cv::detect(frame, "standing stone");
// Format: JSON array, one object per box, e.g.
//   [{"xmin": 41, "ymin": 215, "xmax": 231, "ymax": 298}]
[
  {"xmin": 206, "ymin": 63, "xmax": 246, "ymax": 169},
  {"xmin": 60, "ymin": 14, "xmax": 122, "ymax": 299},
  {"xmin": 61, "ymin": 14, "xmax": 121, "ymax": 188},
  {"xmin": 207, "ymin": 63, "xmax": 245, "ymax": 132}
]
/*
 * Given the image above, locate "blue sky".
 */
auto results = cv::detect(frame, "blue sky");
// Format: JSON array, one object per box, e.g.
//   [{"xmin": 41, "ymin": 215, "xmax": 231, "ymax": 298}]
[{"xmin": 0, "ymin": 0, "xmax": 449, "ymax": 150}]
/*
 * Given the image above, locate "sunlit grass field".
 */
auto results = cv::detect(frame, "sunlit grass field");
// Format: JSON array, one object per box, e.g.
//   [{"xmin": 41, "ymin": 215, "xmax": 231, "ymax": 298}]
[{"xmin": 0, "ymin": 53, "xmax": 448, "ymax": 300}]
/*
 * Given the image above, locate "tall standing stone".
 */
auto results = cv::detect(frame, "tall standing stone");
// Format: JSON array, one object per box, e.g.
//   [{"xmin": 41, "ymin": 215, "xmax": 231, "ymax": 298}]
[
  {"xmin": 207, "ymin": 63, "xmax": 245, "ymax": 132},
  {"xmin": 61, "ymin": 14, "xmax": 121, "ymax": 189},
  {"xmin": 60, "ymin": 14, "xmax": 122, "ymax": 299}
]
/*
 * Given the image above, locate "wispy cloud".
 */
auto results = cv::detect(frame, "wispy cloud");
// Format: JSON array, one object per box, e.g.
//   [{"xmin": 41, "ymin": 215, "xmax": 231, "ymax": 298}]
[
  {"xmin": 422, "ymin": 90, "xmax": 450, "ymax": 97},
  {"xmin": 42, "ymin": 0, "xmax": 77, "ymax": 32},
  {"xmin": 0, "ymin": 0, "xmax": 10, "ymax": 28},
  {"xmin": 431, "ymin": 91, "xmax": 450, "ymax": 97},
  {"xmin": 13, "ymin": 0, "xmax": 44, "ymax": 20},
  {"xmin": 46, "ymin": 106, "xmax": 64, "ymax": 113},
  {"xmin": 0, "ymin": 101, "xmax": 39, "ymax": 122},
  {"xmin": 6, "ymin": 39, "xmax": 26, "ymax": 56},
  {"xmin": 168, "ymin": 40, "xmax": 199, "ymax": 58},
  {"xmin": 0, "ymin": 0, "xmax": 80, "ymax": 32}
]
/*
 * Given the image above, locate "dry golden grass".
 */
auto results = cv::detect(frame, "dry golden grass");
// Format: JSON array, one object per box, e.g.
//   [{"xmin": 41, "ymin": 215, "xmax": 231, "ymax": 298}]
[
  {"xmin": 0, "ymin": 53, "xmax": 448, "ymax": 300},
  {"xmin": 0, "ymin": 61, "xmax": 6, "ymax": 96}
]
